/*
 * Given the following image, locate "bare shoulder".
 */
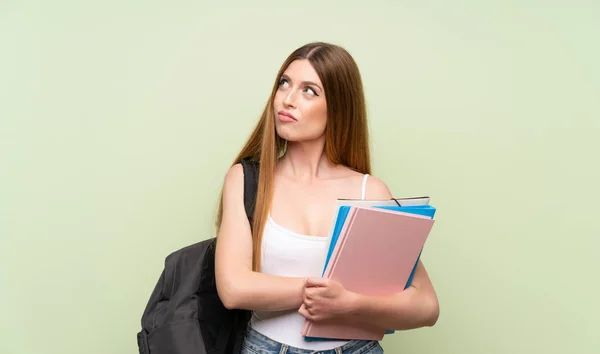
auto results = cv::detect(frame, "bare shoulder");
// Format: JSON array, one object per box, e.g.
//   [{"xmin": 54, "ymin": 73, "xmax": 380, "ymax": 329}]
[
  {"xmin": 224, "ymin": 163, "xmax": 244, "ymax": 183},
  {"xmin": 335, "ymin": 166, "xmax": 393, "ymax": 199},
  {"xmin": 365, "ymin": 174, "xmax": 393, "ymax": 199},
  {"xmin": 219, "ymin": 163, "xmax": 248, "ymax": 219},
  {"xmin": 222, "ymin": 163, "xmax": 244, "ymax": 195},
  {"xmin": 216, "ymin": 162, "xmax": 252, "ymax": 250}
]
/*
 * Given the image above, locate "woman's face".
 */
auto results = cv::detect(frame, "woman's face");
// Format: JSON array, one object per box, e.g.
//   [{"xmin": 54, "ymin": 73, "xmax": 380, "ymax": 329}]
[{"xmin": 273, "ymin": 59, "xmax": 327, "ymax": 142}]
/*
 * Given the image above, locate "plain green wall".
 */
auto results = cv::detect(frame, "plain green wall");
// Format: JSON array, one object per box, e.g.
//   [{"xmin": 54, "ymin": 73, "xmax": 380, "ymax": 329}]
[{"xmin": 1, "ymin": 1, "xmax": 598, "ymax": 353}]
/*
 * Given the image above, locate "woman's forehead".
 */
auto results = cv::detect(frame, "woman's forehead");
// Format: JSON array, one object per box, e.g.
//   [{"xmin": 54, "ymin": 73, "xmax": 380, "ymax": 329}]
[{"xmin": 282, "ymin": 60, "xmax": 322, "ymax": 85}]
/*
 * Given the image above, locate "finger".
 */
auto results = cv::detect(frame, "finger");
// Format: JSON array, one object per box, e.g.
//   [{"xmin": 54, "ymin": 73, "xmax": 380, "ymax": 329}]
[
  {"xmin": 300, "ymin": 301, "xmax": 312, "ymax": 312},
  {"xmin": 298, "ymin": 305, "xmax": 314, "ymax": 320},
  {"xmin": 303, "ymin": 299, "xmax": 313, "ymax": 309},
  {"xmin": 308, "ymin": 286, "xmax": 328, "ymax": 299},
  {"xmin": 306, "ymin": 277, "xmax": 329, "ymax": 288},
  {"xmin": 298, "ymin": 306, "xmax": 308, "ymax": 318}
]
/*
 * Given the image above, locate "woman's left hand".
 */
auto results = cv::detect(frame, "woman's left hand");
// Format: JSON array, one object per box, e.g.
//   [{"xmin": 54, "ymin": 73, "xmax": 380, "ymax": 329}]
[{"xmin": 298, "ymin": 277, "xmax": 358, "ymax": 322}]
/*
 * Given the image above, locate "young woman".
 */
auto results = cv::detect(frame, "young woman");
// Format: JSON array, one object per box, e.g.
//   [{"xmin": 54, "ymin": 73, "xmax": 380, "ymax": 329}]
[{"xmin": 214, "ymin": 42, "xmax": 439, "ymax": 354}]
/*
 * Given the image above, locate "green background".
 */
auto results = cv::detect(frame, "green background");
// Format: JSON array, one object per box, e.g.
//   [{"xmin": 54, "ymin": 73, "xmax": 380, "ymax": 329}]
[{"xmin": 1, "ymin": 1, "xmax": 598, "ymax": 353}]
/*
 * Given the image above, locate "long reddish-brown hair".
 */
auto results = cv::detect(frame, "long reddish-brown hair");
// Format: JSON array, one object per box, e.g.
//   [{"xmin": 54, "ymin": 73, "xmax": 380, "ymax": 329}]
[{"xmin": 215, "ymin": 42, "xmax": 372, "ymax": 271}]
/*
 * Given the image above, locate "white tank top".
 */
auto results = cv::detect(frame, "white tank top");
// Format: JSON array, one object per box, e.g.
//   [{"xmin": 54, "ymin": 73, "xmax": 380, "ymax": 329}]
[{"xmin": 249, "ymin": 174, "xmax": 370, "ymax": 350}]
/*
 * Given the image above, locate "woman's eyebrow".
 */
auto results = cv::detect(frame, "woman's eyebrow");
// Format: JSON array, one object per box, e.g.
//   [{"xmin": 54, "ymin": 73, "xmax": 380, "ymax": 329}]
[{"xmin": 280, "ymin": 74, "xmax": 323, "ymax": 92}]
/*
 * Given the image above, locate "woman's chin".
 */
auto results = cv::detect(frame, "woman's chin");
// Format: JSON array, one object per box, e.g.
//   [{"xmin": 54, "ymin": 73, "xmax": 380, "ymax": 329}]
[{"xmin": 276, "ymin": 126, "xmax": 325, "ymax": 143}]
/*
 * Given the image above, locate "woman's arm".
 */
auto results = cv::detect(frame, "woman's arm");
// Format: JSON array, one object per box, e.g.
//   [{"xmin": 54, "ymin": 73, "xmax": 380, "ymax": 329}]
[
  {"xmin": 347, "ymin": 260, "xmax": 440, "ymax": 330},
  {"xmin": 215, "ymin": 163, "xmax": 306, "ymax": 311}
]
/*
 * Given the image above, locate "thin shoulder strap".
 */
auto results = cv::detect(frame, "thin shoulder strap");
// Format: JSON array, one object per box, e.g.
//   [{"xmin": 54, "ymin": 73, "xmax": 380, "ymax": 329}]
[
  {"xmin": 361, "ymin": 174, "xmax": 369, "ymax": 200},
  {"xmin": 240, "ymin": 159, "xmax": 259, "ymax": 227}
]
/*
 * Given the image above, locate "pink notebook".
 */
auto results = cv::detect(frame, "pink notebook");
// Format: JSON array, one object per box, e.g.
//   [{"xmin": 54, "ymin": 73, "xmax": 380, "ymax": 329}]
[{"xmin": 301, "ymin": 206, "xmax": 435, "ymax": 341}]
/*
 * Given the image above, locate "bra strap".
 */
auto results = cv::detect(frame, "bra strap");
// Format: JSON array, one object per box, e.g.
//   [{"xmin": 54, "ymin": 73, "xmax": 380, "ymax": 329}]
[{"xmin": 361, "ymin": 174, "xmax": 370, "ymax": 200}]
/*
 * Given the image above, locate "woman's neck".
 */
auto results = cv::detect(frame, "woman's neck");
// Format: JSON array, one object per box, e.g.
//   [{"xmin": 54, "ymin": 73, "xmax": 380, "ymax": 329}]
[{"xmin": 278, "ymin": 138, "xmax": 336, "ymax": 182}]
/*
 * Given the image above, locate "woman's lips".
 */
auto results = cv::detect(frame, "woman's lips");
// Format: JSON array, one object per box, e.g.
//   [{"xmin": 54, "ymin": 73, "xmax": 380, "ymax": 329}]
[{"xmin": 278, "ymin": 110, "xmax": 297, "ymax": 122}]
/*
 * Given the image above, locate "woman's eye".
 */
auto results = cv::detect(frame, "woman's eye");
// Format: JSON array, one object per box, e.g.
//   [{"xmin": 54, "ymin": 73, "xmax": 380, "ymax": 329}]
[
  {"xmin": 304, "ymin": 87, "xmax": 317, "ymax": 96},
  {"xmin": 279, "ymin": 78, "xmax": 289, "ymax": 87}
]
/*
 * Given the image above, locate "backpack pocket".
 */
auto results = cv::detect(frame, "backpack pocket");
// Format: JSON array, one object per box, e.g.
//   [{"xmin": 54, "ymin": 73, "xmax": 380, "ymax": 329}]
[{"xmin": 144, "ymin": 319, "xmax": 207, "ymax": 354}]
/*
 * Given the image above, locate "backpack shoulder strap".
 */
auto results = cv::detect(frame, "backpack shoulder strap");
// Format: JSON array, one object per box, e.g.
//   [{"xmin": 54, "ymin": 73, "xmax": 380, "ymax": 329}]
[{"xmin": 240, "ymin": 158, "xmax": 259, "ymax": 227}]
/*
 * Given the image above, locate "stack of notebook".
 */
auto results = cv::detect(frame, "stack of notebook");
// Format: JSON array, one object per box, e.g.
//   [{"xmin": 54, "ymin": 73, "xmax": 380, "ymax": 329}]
[{"xmin": 301, "ymin": 196, "xmax": 437, "ymax": 341}]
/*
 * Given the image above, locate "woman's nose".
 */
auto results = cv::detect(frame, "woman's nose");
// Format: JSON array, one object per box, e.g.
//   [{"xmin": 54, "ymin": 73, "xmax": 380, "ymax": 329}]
[{"xmin": 283, "ymin": 91, "xmax": 297, "ymax": 108}]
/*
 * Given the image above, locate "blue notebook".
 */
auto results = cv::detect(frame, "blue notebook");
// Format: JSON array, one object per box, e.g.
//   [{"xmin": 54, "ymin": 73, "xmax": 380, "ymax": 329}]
[{"xmin": 304, "ymin": 204, "xmax": 436, "ymax": 341}]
